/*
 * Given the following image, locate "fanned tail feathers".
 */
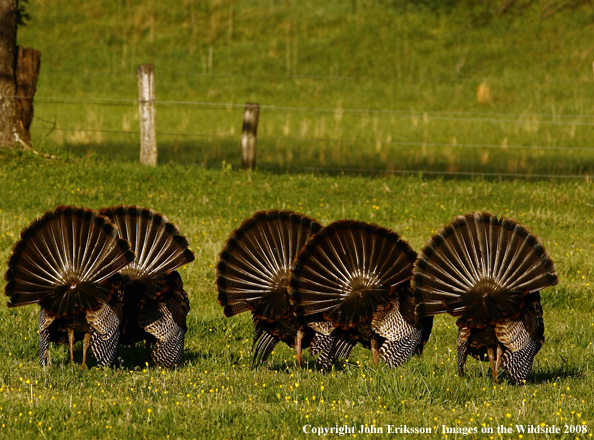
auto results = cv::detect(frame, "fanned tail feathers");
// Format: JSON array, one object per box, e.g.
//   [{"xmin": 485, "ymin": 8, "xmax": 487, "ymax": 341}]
[
  {"xmin": 413, "ymin": 212, "xmax": 558, "ymax": 327},
  {"xmin": 290, "ymin": 220, "xmax": 417, "ymax": 329},
  {"xmin": 4, "ymin": 206, "xmax": 135, "ymax": 317},
  {"xmin": 100, "ymin": 205, "xmax": 195, "ymax": 299},
  {"xmin": 216, "ymin": 210, "xmax": 322, "ymax": 322},
  {"xmin": 216, "ymin": 210, "xmax": 323, "ymax": 365}
]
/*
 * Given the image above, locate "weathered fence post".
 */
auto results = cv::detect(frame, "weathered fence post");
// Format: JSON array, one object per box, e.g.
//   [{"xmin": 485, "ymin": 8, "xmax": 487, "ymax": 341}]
[
  {"xmin": 137, "ymin": 64, "xmax": 157, "ymax": 166},
  {"xmin": 241, "ymin": 102, "xmax": 259, "ymax": 170}
]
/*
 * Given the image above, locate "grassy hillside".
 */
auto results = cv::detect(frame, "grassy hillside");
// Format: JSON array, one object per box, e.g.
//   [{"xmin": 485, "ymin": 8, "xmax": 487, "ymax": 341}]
[
  {"xmin": 15, "ymin": 0, "xmax": 594, "ymax": 176},
  {"xmin": 0, "ymin": 152, "xmax": 592, "ymax": 438}
]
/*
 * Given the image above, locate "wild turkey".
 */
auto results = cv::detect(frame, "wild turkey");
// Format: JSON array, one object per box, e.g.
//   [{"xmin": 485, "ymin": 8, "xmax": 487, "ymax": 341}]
[
  {"xmin": 289, "ymin": 220, "xmax": 432, "ymax": 369},
  {"xmin": 99, "ymin": 205, "xmax": 194, "ymax": 369},
  {"xmin": 3, "ymin": 206, "xmax": 135, "ymax": 368},
  {"xmin": 216, "ymin": 210, "xmax": 323, "ymax": 367},
  {"xmin": 413, "ymin": 212, "xmax": 558, "ymax": 383}
]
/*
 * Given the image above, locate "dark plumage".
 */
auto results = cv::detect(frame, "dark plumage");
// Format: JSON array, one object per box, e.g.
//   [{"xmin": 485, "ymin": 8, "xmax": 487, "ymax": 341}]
[
  {"xmin": 413, "ymin": 211, "xmax": 557, "ymax": 383},
  {"xmin": 100, "ymin": 205, "xmax": 194, "ymax": 369},
  {"xmin": 4, "ymin": 206, "xmax": 134, "ymax": 367},
  {"xmin": 289, "ymin": 220, "xmax": 432, "ymax": 369},
  {"xmin": 216, "ymin": 210, "xmax": 323, "ymax": 367}
]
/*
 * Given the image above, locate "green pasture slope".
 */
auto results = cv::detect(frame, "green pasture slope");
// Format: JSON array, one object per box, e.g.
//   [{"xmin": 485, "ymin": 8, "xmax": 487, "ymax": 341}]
[
  {"xmin": 0, "ymin": 0, "xmax": 593, "ymax": 438},
  {"xmin": 16, "ymin": 0, "xmax": 594, "ymax": 176}
]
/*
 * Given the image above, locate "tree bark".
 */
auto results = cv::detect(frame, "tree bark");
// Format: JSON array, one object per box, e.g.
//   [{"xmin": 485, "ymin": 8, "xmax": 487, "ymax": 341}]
[
  {"xmin": 0, "ymin": 0, "xmax": 19, "ymax": 146},
  {"xmin": 0, "ymin": 0, "xmax": 40, "ymax": 148},
  {"xmin": 15, "ymin": 46, "xmax": 41, "ymax": 145}
]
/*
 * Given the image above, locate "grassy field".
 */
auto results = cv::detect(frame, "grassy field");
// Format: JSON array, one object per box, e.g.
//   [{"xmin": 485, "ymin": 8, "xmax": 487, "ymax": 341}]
[
  {"xmin": 15, "ymin": 0, "xmax": 594, "ymax": 176},
  {"xmin": 0, "ymin": 151, "xmax": 592, "ymax": 438},
  {"xmin": 1, "ymin": 1, "xmax": 593, "ymax": 438}
]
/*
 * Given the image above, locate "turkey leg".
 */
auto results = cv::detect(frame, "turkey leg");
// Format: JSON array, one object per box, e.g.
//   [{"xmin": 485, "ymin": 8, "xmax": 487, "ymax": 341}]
[
  {"xmin": 68, "ymin": 328, "xmax": 75, "ymax": 363},
  {"xmin": 487, "ymin": 347, "xmax": 498, "ymax": 383},
  {"xmin": 371, "ymin": 338, "xmax": 379, "ymax": 366},
  {"xmin": 296, "ymin": 329, "xmax": 304, "ymax": 368},
  {"xmin": 81, "ymin": 333, "xmax": 91, "ymax": 369}
]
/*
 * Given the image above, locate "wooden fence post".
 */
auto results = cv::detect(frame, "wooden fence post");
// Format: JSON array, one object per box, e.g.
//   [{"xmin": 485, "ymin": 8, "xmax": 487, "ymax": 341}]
[
  {"xmin": 137, "ymin": 64, "xmax": 157, "ymax": 166},
  {"xmin": 241, "ymin": 102, "xmax": 259, "ymax": 170}
]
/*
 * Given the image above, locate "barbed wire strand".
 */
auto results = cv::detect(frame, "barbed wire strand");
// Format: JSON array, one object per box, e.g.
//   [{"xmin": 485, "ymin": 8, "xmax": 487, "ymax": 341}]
[
  {"xmin": 38, "ymin": 68, "xmax": 594, "ymax": 85},
  {"xmin": 27, "ymin": 127, "xmax": 593, "ymax": 179},
  {"xmin": 7, "ymin": 95, "xmax": 594, "ymax": 123},
  {"xmin": 30, "ymin": 126, "xmax": 594, "ymax": 152}
]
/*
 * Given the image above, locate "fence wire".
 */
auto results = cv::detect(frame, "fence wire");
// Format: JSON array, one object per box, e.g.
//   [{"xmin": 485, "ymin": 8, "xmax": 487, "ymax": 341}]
[
  {"xmin": 30, "ymin": 126, "xmax": 594, "ymax": 152},
  {"xmin": 13, "ymin": 85, "xmax": 594, "ymax": 179},
  {"xmin": 39, "ymin": 68, "xmax": 594, "ymax": 85}
]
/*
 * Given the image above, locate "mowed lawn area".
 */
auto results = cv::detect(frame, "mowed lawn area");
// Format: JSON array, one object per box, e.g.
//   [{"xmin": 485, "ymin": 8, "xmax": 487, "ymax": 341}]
[{"xmin": 0, "ymin": 153, "xmax": 592, "ymax": 438}]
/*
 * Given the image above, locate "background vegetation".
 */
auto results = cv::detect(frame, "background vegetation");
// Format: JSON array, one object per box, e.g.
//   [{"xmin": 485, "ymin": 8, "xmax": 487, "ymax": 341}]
[
  {"xmin": 16, "ymin": 0, "xmax": 594, "ymax": 176},
  {"xmin": 0, "ymin": 0, "xmax": 593, "ymax": 438}
]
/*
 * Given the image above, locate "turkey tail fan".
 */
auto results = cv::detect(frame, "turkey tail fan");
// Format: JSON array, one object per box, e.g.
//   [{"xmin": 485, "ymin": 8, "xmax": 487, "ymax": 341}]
[
  {"xmin": 99, "ymin": 205, "xmax": 195, "ymax": 299},
  {"xmin": 289, "ymin": 220, "xmax": 418, "ymax": 329},
  {"xmin": 216, "ymin": 210, "xmax": 323, "ymax": 322},
  {"xmin": 216, "ymin": 210, "xmax": 323, "ymax": 367},
  {"xmin": 413, "ymin": 212, "xmax": 558, "ymax": 327},
  {"xmin": 4, "ymin": 206, "xmax": 135, "ymax": 317}
]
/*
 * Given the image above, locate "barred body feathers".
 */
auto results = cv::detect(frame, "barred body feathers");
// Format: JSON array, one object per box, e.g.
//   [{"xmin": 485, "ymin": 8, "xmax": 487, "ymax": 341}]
[
  {"xmin": 413, "ymin": 212, "xmax": 557, "ymax": 383},
  {"xmin": 290, "ymin": 220, "xmax": 432, "ymax": 368},
  {"xmin": 216, "ymin": 210, "xmax": 323, "ymax": 367},
  {"xmin": 100, "ymin": 205, "xmax": 194, "ymax": 369},
  {"xmin": 4, "ymin": 206, "xmax": 134, "ymax": 367}
]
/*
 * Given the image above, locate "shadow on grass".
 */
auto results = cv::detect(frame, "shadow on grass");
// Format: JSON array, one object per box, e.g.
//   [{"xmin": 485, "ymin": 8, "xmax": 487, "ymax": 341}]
[
  {"xmin": 529, "ymin": 365, "xmax": 585, "ymax": 384},
  {"xmin": 58, "ymin": 139, "xmax": 594, "ymax": 180}
]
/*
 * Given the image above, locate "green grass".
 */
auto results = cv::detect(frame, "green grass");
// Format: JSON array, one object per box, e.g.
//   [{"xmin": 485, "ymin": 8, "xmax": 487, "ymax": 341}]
[
  {"xmin": 2, "ymin": 1, "xmax": 594, "ymax": 437},
  {"xmin": 16, "ymin": 0, "xmax": 594, "ymax": 176},
  {"xmin": 0, "ymin": 151, "xmax": 592, "ymax": 438}
]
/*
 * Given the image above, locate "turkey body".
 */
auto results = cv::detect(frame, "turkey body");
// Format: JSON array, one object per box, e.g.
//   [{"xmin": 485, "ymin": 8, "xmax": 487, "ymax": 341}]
[
  {"xmin": 290, "ymin": 220, "xmax": 432, "ymax": 369},
  {"xmin": 100, "ymin": 205, "xmax": 194, "ymax": 369},
  {"xmin": 216, "ymin": 210, "xmax": 322, "ymax": 366},
  {"xmin": 413, "ymin": 212, "xmax": 557, "ymax": 383},
  {"xmin": 4, "ymin": 206, "xmax": 134, "ymax": 367}
]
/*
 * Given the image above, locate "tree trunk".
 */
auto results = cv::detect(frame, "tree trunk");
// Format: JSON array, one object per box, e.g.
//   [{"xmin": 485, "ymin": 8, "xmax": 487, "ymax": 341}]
[
  {"xmin": 0, "ymin": 0, "xmax": 40, "ymax": 148},
  {"xmin": 15, "ymin": 46, "xmax": 41, "ymax": 145}
]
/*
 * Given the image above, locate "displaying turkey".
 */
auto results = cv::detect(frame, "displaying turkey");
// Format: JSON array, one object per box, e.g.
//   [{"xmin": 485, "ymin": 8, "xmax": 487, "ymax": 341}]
[
  {"xmin": 216, "ymin": 210, "xmax": 323, "ymax": 367},
  {"xmin": 289, "ymin": 220, "xmax": 432, "ymax": 369},
  {"xmin": 4, "ymin": 206, "xmax": 135, "ymax": 368},
  {"xmin": 413, "ymin": 211, "xmax": 558, "ymax": 383},
  {"xmin": 99, "ymin": 205, "xmax": 194, "ymax": 369}
]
